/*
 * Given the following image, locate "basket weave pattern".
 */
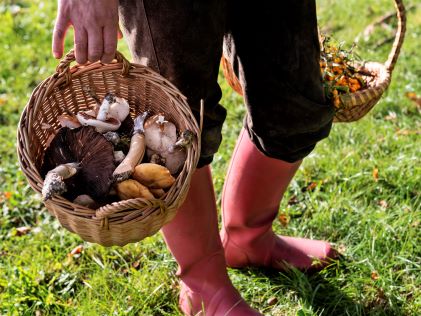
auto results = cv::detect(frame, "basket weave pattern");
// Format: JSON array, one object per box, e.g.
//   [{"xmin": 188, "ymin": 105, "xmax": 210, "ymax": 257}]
[
  {"xmin": 18, "ymin": 51, "xmax": 201, "ymax": 246},
  {"xmin": 221, "ymin": 0, "xmax": 406, "ymax": 123}
]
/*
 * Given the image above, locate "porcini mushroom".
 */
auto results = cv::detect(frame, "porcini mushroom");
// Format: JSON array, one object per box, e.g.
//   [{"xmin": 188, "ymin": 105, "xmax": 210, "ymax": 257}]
[
  {"xmin": 41, "ymin": 126, "xmax": 115, "ymax": 200},
  {"xmin": 112, "ymin": 112, "xmax": 148, "ymax": 182}
]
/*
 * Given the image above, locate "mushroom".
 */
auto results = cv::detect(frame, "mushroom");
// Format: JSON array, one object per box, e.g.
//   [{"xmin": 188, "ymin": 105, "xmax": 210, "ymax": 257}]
[
  {"xmin": 77, "ymin": 110, "xmax": 121, "ymax": 133},
  {"xmin": 164, "ymin": 130, "xmax": 194, "ymax": 174},
  {"xmin": 112, "ymin": 112, "xmax": 148, "ymax": 182},
  {"xmin": 42, "ymin": 162, "xmax": 80, "ymax": 201},
  {"xmin": 73, "ymin": 194, "xmax": 98, "ymax": 209},
  {"xmin": 41, "ymin": 126, "xmax": 115, "ymax": 201},
  {"xmin": 144, "ymin": 114, "xmax": 177, "ymax": 154},
  {"xmin": 146, "ymin": 129, "xmax": 194, "ymax": 174},
  {"xmin": 58, "ymin": 113, "xmax": 81, "ymax": 129},
  {"xmin": 76, "ymin": 93, "xmax": 130, "ymax": 133},
  {"xmin": 132, "ymin": 163, "xmax": 175, "ymax": 189},
  {"xmin": 115, "ymin": 179, "xmax": 154, "ymax": 200}
]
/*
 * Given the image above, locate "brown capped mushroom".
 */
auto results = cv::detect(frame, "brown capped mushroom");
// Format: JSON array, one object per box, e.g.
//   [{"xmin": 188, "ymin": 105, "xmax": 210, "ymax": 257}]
[
  {"xmin": 132, "ymin": 163, "xmax": 175, "ymax": 189},
  {"xmin": 115, "ymin": 179, "xmax": 154, "ymax": 200},
  {"xmin": 41, "ymin": 126, "xmax": 115, "ymax": 200}
]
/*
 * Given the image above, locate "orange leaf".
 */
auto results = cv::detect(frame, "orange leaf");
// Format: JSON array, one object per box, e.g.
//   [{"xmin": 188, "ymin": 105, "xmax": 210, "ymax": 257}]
[
  {"xmin": 371, "ymin": 271, "xmax": 380, "ymax": 280},
  {"xmin": 372, "ymin": 168, "xmax": 379, "ymax": 182},
  {"xmin": 69, "ymin": 245, "xmax": 84, "ymax": 256},
  {"xmin": 278, "ymin": 213, "xmax": 289, "ymax": 227},
  {"xmin": 378, "ymin": 200, "xmax": 388, "ymax": 208},
  {"xmin": 4, "ymin": 192, "xmax": 12, "ymax": 199},
  {"xmin": 307, "ymin": 182, "xmax": 318, "ymax": 191}
]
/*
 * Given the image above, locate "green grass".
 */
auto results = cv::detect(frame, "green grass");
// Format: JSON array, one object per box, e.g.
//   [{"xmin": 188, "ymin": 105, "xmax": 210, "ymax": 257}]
[{"xmin": 1, "ymin": 0, "xmax": 420, "ymax": 315}]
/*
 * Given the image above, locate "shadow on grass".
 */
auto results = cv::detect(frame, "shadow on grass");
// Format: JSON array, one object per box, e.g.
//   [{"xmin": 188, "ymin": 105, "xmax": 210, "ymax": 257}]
[{"xmin": 244, "ymin": 255, "xmax": 405, "ymax": 316}]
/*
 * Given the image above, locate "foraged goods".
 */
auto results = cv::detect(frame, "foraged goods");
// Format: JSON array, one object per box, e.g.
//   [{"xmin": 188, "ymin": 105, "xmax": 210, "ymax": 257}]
[
  {"xmin": 40, "ymin": 91, "xmax": 194, "ymax": 208},
  {"xmin": 320, "ymin": 36, "xmax": 369, "ymax": 109},
  {"xmin": 144, "ymin": 115, "xmax": 194, "ymax": 174}
]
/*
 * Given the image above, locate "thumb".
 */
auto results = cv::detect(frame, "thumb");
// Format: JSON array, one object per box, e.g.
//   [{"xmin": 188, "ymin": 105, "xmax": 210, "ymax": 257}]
[{"xmin": 52, "ymin": 11, "xmax": 70, "ymax": 59}]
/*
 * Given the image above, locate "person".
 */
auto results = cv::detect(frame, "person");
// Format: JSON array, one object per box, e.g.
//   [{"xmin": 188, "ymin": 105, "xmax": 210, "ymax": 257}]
[{"xmin": 52, "ymin": 1, "xmax": 337, "ymax": 315}]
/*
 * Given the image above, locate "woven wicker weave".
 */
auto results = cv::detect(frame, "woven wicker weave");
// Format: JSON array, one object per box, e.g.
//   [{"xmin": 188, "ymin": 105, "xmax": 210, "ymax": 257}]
[
  {"xmin": 221, "ymin": 0, "xmax": 406, "ymax": 123},
  {"xmin": 17, "ymin": 51, "xmax": 201, "ymax": 246}
]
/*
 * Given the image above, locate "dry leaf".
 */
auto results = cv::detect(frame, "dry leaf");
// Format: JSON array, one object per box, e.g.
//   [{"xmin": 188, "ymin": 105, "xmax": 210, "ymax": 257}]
[
  {"xmin": 411, "ymin": 220, "xmax": 419, "ymax": 228},
  {"xmin": 338, "ymin": 244, "xmax": 347, "ymax": 254},
  {"xmin": 16, "ymin": 226, "xmax": 31, "ymax": 236},
  {"xmin": 69, "ymin": 245, "xmax": 84, "ymax": 256},
  {"xmin": 4, "ymin": 192, "xmax": 12, "ymax": 199},
  {"xmin": 396, "ymin": 129, "xmax": 421, "ymax": 136},
  {"xmin": 405, "ymin": 92, "xmax": 421, "ymax": 110},
  {"xmin": 278, "ymin": 213, "xmax": 289, "ymax": 227},
  {"xmin": 267, "ymin": 297, "xmax": 278, "ymax": 306},
  {"xmin": 384, "ymin": 111, "xmax": 397, "ymax": 121},
  {"xmin": 132, "ymin": 261, "xmax": 140, "ymax": 269},
  {"xmin": 371, "ymin": 271, "xmax": 380, "ymax": 280},
  {"xmin": 372, "ymin": 168, "xmax": 379, "ymax": 182},
  {"xmin": 287, "ymin": 195, "xmax": 299, "ymax": 205},
  {"xmin": 308, "ymin": 182, "xmax": 318, "ymax": 191},
  {"xmin": 378, "ymin": 200, "xmax": 388, "ymax": 208}
]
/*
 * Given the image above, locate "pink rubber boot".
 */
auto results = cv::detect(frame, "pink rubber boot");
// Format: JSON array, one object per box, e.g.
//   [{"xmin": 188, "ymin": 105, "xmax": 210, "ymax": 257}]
[
  {"xmin": 221, "ymin": 129, "xmax": 336, "ymax": 271},
  {"xmin": 162, "ymin": 166, "xmax": 261, "ymax": 316}
]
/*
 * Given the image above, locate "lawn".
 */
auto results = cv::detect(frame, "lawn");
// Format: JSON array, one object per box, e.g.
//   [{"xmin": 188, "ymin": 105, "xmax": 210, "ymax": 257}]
[{"xmin": 0, "ymin": 0, "xmax": 420, "ymax": 315}]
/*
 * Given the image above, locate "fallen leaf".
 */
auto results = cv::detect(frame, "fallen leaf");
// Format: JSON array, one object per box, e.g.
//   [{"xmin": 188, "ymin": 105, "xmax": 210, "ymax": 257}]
[
  {"xmin": 384, "ymin": 111, "xmax": 397, "ymax": 121},
  {"xmin": 371, "ymin": 271, "xmax": 380, "ymax": 280},
  {"xmin": 278, "ymin": 213, "xmax": 290, "ymax": 227},
  {"xmin": 411, "ymin": 220, "xmax": 419, "ymax": 228},
  {"xmin": 372, "ymin": 168, "xmax": 379, "ymax": 182},
  {"xmin": 396, "ymin": 129, "xmax": 421, "ymax": 136},
  {"xmin": 307, "ymin": 182, "xmax": 318, "ymax": 191},
  {"xmin": 69, "ymin": 245, "xmax": 84, "ymax": 256},
  {"xmin": 378, "ymin": 200, "xmax": 388, "ymax": 208},
  {"xmin": 267, "ymin": 297, "xmax": 278, "ymax": 306},
  {"xmin": 132, "ymin": 260, "xmax": 140, "ymax": 269},
  {"xmin": 287, "ymin": 195, "xmax": 299, "ymax": 205},
  {"xmin": 405, "ymin": 92, "xmax": 421, "ymax": 110},
  {"xmin": 4, "ymin": 192, "xmax": 12, "ymax": 199},
  {"xmin": 338, "ymin": 244, "xmax": 347, "ymax": 254},
  {"xmin": 16, "ymin": 226, "xmax": 31, "ymax": 236}
]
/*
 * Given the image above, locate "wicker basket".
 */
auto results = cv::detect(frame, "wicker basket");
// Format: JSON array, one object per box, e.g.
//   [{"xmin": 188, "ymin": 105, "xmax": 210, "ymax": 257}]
[
  {"xmin": 221, "ymin": 0, "xmax": 406, "ymax": 123},
  {"xmin": 17, "ymin": 50, "xmax": 201, "ymax": 247}
]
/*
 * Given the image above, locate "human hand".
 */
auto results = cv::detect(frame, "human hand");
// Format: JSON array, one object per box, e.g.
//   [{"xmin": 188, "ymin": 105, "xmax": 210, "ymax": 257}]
[{"xmin": 52, "ymin": 0, "xmax": 120, "ymax": 64}]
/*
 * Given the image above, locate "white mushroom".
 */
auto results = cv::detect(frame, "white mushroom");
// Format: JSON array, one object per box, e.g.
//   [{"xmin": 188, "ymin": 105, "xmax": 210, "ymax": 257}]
[
  {"xmin": 58, "ymin": 113, "xmax": 81, "ymax": 129},
  {"xmin": 42, "ymin": 162, "xmax": 80, "ymax": 201},
  {"xmin": 77, "ymin": 111, "xmax": 121, "ymax": 133},
  {"xmin": 113, "ymin": 112, "xmax": 148, "ymax": 182},
  {"xmin": 144, "ymin": 114, "xmax": 177, "ymax": 153}
]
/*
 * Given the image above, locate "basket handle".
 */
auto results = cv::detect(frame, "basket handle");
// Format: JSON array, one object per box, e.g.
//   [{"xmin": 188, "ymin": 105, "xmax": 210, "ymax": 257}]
[
  {"xmin": 53, "ymin": 50, "xmax": 132, "ymax": 86},
  {"xmin": 385, "ymin": 0, "xmax": 406, "ymax": 72}
]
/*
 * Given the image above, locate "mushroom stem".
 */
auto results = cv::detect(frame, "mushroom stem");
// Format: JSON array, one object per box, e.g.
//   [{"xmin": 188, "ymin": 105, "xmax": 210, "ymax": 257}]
[
  {"xmin": 97, "ymin": 93, "xmax": 116, "ymax": 121},
  {"xmin": 113, "ymin": 112, "xmax": 148, "ymax": 182},
  {"xmin": 42, "ymin": 162, "xmax": 80, "ymax": 201}
]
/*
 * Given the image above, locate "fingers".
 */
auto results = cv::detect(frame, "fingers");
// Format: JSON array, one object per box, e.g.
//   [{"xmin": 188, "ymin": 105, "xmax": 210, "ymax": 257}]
[
  {"xmin": 101, "ymin": 24, "xmax": 118, "ymax": 63},
  {"xmin": 52, "ymin": 11, "xmax": 70, "ymax": 59},
  {"xmin": 74, "ymin": 27, "xmax": 88, "ymax": 64},
  {"xmin": 88, "ymin": 26, "xmax": 103, "ymax": 63}
]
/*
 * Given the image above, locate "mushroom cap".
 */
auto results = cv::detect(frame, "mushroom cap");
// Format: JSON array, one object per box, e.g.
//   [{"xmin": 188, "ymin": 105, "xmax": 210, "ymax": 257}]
[{"xmin": 41, "ymin": 126, "xmax": 115, "ymax": 200}]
